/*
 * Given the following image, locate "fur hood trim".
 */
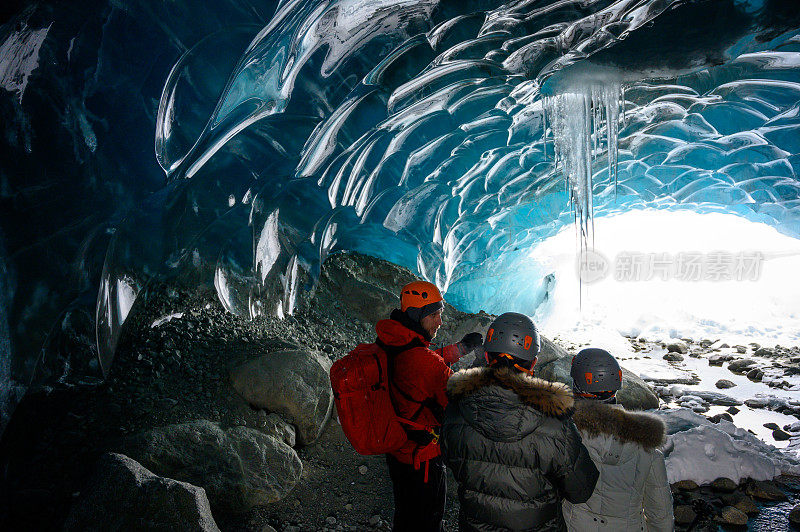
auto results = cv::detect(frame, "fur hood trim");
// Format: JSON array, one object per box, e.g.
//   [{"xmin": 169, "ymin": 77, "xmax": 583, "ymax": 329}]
[
  {"xmin": 573, "ymin": 401, "xmax": 666, "ymax": 449},
  {"xmin": 447, "ymin": 366, "xmax": 574, "ymax": 418}
]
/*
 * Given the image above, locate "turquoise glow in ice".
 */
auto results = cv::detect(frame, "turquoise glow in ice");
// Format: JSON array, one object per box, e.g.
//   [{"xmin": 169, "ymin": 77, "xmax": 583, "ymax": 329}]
[
  {"xmin": 2, "ymin": 1, "xmax": 800, "ymax": 399},
  {"xmin": 103, "ymin": 0, "xmax": 800, "ymax": 375}
]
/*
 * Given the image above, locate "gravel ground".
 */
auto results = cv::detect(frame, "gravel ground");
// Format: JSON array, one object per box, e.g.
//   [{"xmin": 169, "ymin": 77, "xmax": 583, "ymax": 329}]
[{"xmin": 0, "ymin": 252, "xmax": 469, "ymax": 530}]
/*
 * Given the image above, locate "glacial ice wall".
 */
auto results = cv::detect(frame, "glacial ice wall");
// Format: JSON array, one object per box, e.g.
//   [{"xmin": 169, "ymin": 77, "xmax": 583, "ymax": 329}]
[
  {"xmin": 1, "ymin": 0, "xmax": 800, "ymax": 430},
  {"xmin": 0, "ymin": 0, "xmax": 281, "ymax": 431}
]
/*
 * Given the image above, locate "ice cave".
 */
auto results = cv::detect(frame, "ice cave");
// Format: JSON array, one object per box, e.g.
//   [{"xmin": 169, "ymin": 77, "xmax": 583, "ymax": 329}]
[{"xmin": 2, "ymin": 0, "xmax": 800, "ymax": 529}]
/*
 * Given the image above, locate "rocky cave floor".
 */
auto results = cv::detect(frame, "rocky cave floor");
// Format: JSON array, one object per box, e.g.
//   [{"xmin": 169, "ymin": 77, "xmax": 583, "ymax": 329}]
[{"xmin": 1, "ymin": 252, "xmax": 799, "ymax": 531}]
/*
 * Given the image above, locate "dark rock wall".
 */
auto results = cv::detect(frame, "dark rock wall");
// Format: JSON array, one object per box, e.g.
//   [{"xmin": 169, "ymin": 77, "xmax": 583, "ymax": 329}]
[{"xmin": 0, "ymin": 0, "xmax": 278, "ymax": 429}]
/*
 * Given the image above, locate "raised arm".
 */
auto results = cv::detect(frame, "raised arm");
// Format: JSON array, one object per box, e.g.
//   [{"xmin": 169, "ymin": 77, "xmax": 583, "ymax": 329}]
[{"xmin": 436, "ymin": 332, "xmax": 484, "ymax": 365}]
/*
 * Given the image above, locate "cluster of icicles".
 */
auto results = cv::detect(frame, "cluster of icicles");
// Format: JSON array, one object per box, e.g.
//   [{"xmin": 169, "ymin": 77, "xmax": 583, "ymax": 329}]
[{"xmin": 544, "ymin": 83, "xmax": 623, "ymax": 253}]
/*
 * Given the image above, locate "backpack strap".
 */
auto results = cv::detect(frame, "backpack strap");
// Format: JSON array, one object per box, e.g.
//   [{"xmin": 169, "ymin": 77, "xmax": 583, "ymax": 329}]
[
  {"xmin": 376, "ymin": 337, "xmax": 440, "ymax": 436},
  {"xmin": 412, "ymin": 439, "xmax": 441, "ymax": 483},
  {"xmin": 375, "ymin": 338, "xmax": 443, "ymax": 482}
]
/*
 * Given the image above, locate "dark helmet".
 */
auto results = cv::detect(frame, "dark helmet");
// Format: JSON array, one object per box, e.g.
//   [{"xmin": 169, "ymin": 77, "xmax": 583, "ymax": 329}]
[
  {"xmin": 571, "ymin": 348, "xmax": 622, "ymax": 398},
  {"xmin": 484, "ymin": 312, "xmax": 540, "ymax": 362}
]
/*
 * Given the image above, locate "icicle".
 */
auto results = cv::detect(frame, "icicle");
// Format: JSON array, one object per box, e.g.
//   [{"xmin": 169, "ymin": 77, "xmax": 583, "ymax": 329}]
[
  {"xmin": 592, "ymin": 86, "xmax": 600, "ymax": 162},
  {"xmin": 542, "ymin": 79, "xmax": 623, "ymax": 310},
  {"xmin": 575, "ymin": 204, "xmax": 583, "ymax": 309},
  {"xmin": 542, "ymin": 100, "xmax": 548, "ymax": 160},
  {"xmin": 544, "ymin": 82, "xmax": 622, "ymax": 256},
  {"xmin": 604, "ymin": 85, "xmax": 620, "ymax": 201},
  {"xmin": 582, "ymin": 92, "xmax": 592, "ymax": 245}
]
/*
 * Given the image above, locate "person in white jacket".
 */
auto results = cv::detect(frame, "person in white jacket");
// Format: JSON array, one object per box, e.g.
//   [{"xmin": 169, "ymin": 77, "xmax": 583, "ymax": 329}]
[{"xmin": 563, "ymin": 348, "xmax": 674, "ymax": 532}]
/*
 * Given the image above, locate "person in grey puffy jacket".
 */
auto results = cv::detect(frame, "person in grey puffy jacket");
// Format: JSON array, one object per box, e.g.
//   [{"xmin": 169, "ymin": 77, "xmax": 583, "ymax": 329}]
[
  {"xmin": 563, "ymin": 348, "xmax": 674, "ymax": 532},
  {"xmin": 440, "ymin": 313, "xmax": 599, "ymax": 531}
]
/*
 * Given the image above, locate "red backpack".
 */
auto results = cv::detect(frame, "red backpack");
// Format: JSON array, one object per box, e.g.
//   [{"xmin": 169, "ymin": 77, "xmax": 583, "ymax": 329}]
[{"xmin": 329, "ymin": 343, "xmax": 419, "ymax": 455}]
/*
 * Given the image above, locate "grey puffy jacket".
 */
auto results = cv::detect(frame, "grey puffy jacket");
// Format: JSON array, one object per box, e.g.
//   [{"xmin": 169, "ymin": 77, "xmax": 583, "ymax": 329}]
[
  {"xmin": 562, "ymin": 401, "xmax": 674, "ymax": 532},
  {"xmin": 441, "ymin": 367, "xmax": 599, "ymax": 532}
]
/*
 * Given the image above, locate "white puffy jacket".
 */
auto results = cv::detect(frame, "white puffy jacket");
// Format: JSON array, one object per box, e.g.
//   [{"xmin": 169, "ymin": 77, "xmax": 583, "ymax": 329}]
[{"xmin": 562, "ymin": 401, "xmax": 674, "ymax": 532}]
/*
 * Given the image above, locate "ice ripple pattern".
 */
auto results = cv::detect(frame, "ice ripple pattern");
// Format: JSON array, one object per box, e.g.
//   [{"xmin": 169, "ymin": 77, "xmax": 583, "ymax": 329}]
[{"xmin": 97, "ymin": 0, "xmax": 800, "ymax": 372}]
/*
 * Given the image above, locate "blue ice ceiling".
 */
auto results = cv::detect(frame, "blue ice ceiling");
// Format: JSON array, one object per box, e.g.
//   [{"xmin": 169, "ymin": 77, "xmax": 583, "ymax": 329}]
[{"xmin": 1, "ymin": 0, "xmax": 800, "ymax": 427}]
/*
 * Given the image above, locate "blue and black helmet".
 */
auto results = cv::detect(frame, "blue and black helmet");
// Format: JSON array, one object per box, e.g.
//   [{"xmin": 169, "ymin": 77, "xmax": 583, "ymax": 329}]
[
  {"xmin": 571, "ymin": 348, "xmax": 622, "ymax": 397},
  {"xmin": 484, "ymin": 312, "xmax": 540, "ymax": 362}
]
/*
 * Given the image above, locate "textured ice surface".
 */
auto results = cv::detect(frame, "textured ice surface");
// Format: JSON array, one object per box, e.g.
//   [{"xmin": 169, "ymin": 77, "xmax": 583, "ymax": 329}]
[
  {"xmin": 0, "ymin": 20, "xmax": 51, "ymax": 103},
  {"xmin": 655, "ymin": 408, "xmax": 800, "ymax": 484},
  {"xmin": 1, "ymin": 0, "xmax": 800, "ymax": 430}
]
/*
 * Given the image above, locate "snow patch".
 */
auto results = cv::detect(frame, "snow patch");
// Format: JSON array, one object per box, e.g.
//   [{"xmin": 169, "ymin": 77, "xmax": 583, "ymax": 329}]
[
  {"xmin": 150, "ymin": 312, "xmax": 184, "ymax": 328},
  {"xmin": 656, "ymin": 408, "xmax": 800, "ymax": 485},
  {"xmin": 0, "ymin": 22, "xmax": 51, "ymax": 103}
]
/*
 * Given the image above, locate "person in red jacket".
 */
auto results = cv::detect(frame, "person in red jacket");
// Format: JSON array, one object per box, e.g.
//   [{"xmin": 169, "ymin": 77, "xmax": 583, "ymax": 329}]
[{"xmin": 375, "ymin": 280, "xmax": 482, "ymax": 532}]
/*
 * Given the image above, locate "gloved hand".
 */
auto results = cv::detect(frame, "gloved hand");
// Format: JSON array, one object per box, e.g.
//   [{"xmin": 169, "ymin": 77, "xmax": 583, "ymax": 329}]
[{"xmin": 457, "ymin": 332, "xmax": 484, "ymax": 355}]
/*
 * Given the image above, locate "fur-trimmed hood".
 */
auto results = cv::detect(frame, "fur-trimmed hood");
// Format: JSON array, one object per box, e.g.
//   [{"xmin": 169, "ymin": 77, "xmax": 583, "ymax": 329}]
[
  {"xmin": 573, "ymin": 400, "xmax": 666, "ymax": 449},
  {"xmin": 447, "ymin": 366, "xmax": 574, "ymax": 419}
]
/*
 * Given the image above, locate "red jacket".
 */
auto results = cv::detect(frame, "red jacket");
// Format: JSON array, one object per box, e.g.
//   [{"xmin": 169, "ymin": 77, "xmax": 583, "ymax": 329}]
[{"xmin": 375, "ymin": 317, "xmax": 461, "ymax": 464}]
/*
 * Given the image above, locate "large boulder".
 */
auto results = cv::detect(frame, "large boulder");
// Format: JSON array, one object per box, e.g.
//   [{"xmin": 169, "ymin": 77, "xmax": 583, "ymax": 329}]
[
  {"xmin": 262, "ymin": 412, "xmax": 297, "ymax": 447},
  {"xmin": 716, "ymin": 506, "xmax": 748, "ymax": 526},
  {"xmin": 328, "ymin": 275, "xmax": 397, "ymax": 324},
  {"xmin": 789, "ymin": 504, "xmax": 800, "ymax": 527},
  {"xmin": 538, "ymin": 336, "xmax": 571, "ymax": 366},
  {"xmin": 64, "ymin": 453, "xmax": 220, "ymax": 531},
  {"xmin": 536, "ymin": 354, "xmax": 659, "ymax": 410},
  {"xmin": 125, "ymin": 420, "xmax": 302, "ymax": 513},
  {"xmin": 745, "ymin": 479, "xmax": 788, "ymax": 501},
  {"xmin": 316, "ymin": 252, "xmax": 415, "ymax": 323},
  {"xmin": 728, "ymin": 358, "xmax": 757, "ymax": 374},
  {"xmin": 230, "ymin": 349, "xmax": 333, "ymax": 444}
]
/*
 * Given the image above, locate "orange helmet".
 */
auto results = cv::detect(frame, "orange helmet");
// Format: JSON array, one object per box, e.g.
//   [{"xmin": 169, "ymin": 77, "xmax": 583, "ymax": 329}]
[{"xmin": 400, "ymin": 281, "xmax": 443, "ymax": 312}]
